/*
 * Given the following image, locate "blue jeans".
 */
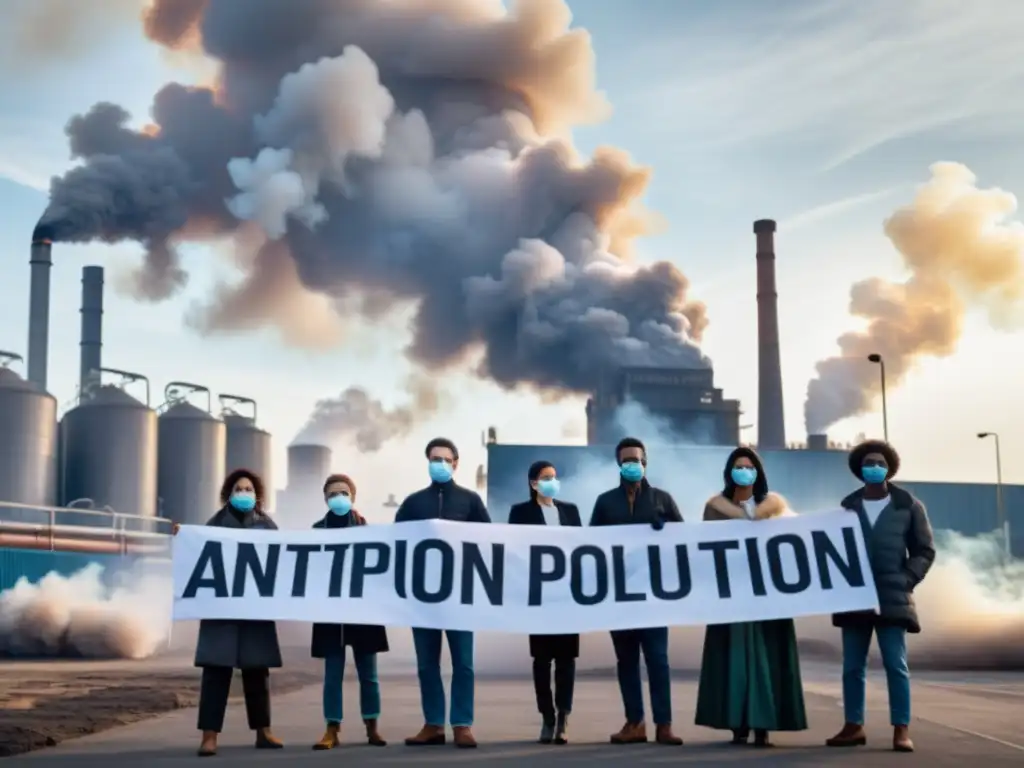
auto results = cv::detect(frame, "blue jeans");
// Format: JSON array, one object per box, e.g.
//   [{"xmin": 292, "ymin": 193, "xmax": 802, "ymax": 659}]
[
  {"xmin": 412, "ymin": 628, "xmax": 474, "ymax": 727},
  {"xmin": 322, "ymin": 649, "xmax": 380, "ymax": 724},
  {"xmin": 610, "ymin": 627, "xmax": 673, "ymax": 725},
  {"xmin": 841, "ymin": 625, "xmax": 911, "ymax": 726}
]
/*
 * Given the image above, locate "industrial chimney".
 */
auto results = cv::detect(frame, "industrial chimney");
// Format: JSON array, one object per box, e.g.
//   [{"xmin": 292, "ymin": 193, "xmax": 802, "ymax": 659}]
[
  {"xmin": 807, "ymin": 433, "xmax": 829, "ymax": 451},
  {"xmin": 754, "ymin": 219, "xmax": 786, "ymax": 449},
  {"xmin": 79, "ymin": 266, "xmax": 104, "ymax": 396},
  {"xmin": 27, "ymin": 229, "xmax": 53, "ymax": 391},
  {"xmin": 287, "ymin": 443, "xmax": 333, "ymax": 491}
]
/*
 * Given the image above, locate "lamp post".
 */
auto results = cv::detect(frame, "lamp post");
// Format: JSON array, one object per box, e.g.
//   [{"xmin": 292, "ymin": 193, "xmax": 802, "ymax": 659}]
[
  {"xmin": 977, "ymin": 432, "xmax": 1008, "ymax": 559},
  {"xmin": 867, "ymin": 354, "xmax": 888, "ymax": 441}
]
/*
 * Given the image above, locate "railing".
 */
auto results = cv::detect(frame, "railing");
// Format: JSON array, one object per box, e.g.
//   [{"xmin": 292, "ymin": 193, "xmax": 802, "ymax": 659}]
[{"xmin": 0, "ymin": 501, "xmax": 173, "ymax": 557}]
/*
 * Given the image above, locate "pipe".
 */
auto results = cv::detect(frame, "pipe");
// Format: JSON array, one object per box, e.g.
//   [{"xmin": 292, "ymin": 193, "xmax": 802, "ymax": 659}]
[
  {"xmin": 754, "ymin": 219, "xmax": 786, "ymax": 449},
  {"xmin": 0, "ymin": 532, "xmax": 168, "ymax": 555},
  {"xmin": 79, "ymin": 265, "xmax": 104, "ymax": 395},
  {"xmin": 27, "ymin": 231, "xmax": 53, "ymax": 391}
]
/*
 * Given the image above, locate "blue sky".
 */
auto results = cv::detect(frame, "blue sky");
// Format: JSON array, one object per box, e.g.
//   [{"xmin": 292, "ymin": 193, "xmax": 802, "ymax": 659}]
[{"xmin": 1, "ymin": 0, "xmax": 1022, "ymax": 509}]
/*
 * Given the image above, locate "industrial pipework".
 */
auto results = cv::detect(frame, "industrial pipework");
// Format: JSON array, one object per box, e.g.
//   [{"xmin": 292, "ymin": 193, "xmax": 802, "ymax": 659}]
[
  {"xmin": 754, "ymin": 219, "xmax": 786, "ymax": 450},
  {"xmin": 27, "ymin": 229, "xmax": 53, "ymax": 391}
]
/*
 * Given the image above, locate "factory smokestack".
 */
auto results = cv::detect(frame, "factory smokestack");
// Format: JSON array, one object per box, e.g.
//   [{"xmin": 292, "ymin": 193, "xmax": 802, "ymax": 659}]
[
  {"xmin": 807, "ymin": 433, "xmax": 828, "ymax": 451},
  {"xmin": 79, "ymin": 266, "xmax": 104, "ymax": 395},
  {"xmin": 27, "ymin": 230, "xmax": 53, "ymax": 391},
  {"xmin": 755, "ymin": 219, "xmax": 785, "ymax": 449},
  {"xmin": 287, "ymin": 443, "xmax": 332, "ymax": 491}
]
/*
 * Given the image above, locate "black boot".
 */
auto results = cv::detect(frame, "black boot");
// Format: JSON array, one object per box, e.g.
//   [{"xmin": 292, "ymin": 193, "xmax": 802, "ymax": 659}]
[
  {"xmin": 554, "ymin": 711, "xmax": 569, "ymax": 745},
  {"xmin": 731, "ymin": 728, "xmax": 749, "ymax": 745},
  {"xmin": 538, "ymin": 715, "xmax": 555, "ymax": 744},
  {"xmin": 754, "ymin": 729, "xmax": 773, "ymax": 748}
]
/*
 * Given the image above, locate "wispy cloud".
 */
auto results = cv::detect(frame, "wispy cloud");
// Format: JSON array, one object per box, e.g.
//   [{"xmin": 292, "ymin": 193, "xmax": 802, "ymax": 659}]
[
  {"xmin": 778, "ymin": 185, "xmax": 905, "ymax": 233},
  {"xmin": 627, "ymin": 0, "xmax": 1024, "ymax": 169},
  {"xmin": 0, "ymin": 115, "xmax": 69, "ymax": 191}
]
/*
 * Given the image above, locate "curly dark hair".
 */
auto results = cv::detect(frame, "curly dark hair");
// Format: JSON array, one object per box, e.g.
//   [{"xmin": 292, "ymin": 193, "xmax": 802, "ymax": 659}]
[
  {"xmin": 848, "ymin": 439, "xmax": 900, "ymax": 480},
  {"xmin": 219, "ymin": 468, "xmax": 266, "ymax": 510}
]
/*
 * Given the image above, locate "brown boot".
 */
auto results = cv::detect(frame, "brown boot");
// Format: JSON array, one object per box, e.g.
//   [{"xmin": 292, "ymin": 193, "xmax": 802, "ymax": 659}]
[
  {"xmin": 197, "ymin": 730, "xmax": 217, "ymax": 757},
  {"xmin": 255, "ymin": 727, "xmax": 283, "ymax": 749},
  {"xmin": 826, "ymin": 722, "xmax": 867, "ymax": 747},
  {"xmin": 405, "ymin": 724, "xmax": 446, "ymax": 746},
  {"xmin": 453, "ymin": 726, "xmax": 477, "ymax": 748},
  {"xmin": 365, "ymin": 718, "xmax": 387, "ymax": 746},
  {"xmin": 312, "ymin": 722, "xmax": 340, "ymax": 750},
  {"xmin": 655, "ymin": 723, "xmax": 683, "ymax": 745},
  {"xmin": 610, "ymin": 721, "xmax": 648, "ymax": 744},
  {"xmin": 893, "ymin": 725, "xmax": 914, "ymax": 752}
]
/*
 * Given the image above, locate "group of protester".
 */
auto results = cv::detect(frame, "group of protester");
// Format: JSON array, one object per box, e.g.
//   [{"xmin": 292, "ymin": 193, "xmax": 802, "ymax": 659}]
[{"xmin": 173, "ymin": 435, "xmax": 936, "ymax": 757}]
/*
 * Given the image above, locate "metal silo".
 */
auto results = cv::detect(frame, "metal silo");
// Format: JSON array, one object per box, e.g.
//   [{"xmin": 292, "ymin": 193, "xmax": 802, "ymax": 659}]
[
  {"xmin": 0, "ymin": 351, "xmax": 57, "ymax": 509},
  {"xmin": 60, "ymin": 369, "xmax": 158, "ymax": 518},
  {"xmin": 221, "ymin": 394, "xmax": 273, "ymax": 507},
  {"xmin": 157, "ymin": 382, "xmax": 226, "ymax": 526}
]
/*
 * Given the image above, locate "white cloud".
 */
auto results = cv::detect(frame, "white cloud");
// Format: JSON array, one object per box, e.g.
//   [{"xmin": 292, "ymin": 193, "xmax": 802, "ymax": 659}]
[{"xmin": 778, "ymin": 186, "xmax": 905, "ymax": 233}]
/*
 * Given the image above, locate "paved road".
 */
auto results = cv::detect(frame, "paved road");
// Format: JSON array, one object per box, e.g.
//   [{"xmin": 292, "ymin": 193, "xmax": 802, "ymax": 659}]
[{"xmin": 19, "ymin": 665, "xmax": 1024, "ymax": 766}]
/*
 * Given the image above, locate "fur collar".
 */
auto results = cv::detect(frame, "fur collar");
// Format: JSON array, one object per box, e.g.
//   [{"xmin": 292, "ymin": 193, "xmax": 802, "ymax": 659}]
[{"xmin": 705, "ymin": 491, "xmax": 790, "ymax": 520}]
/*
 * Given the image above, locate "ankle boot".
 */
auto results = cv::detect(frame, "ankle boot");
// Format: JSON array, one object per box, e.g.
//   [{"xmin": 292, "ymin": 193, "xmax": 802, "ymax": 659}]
[
  {"xmin": 197, "ymin": 730, "xmax": 217, "ymax": 757},
  {"xmin": 610, "ymin": 721, "xmax": 647, "ymax": 744},
  {"xmin": 893, "ymin": 725, "xmax": 914, "ymax": 752},
  {"xmin": 826, "ymin": 722, "xmax": 867, "ymax": 747},
  {"xmin": 404, "ymin": 724, "xmax": 446, "ymax": 746},
  {"xmin": 553, "ymin": 711, "xmax": 569, "ymax": 745},
  {"xmin": 754, "ymin": 729, "xmax": 773, "ymax": 747},
  {"xmin": 255, "ymin": 727, "xmax": 283, "ymax": 749},
  {"xmin": 312, "ymin": 722, "xmax": 340, "ymax": 750},
  {"xmin": 655, "ymin": 723, "xmax": 683, "ymax": 745},
  {"xmin": 365, "ymin": 718, "xmax": 386, "ymax": 746}
]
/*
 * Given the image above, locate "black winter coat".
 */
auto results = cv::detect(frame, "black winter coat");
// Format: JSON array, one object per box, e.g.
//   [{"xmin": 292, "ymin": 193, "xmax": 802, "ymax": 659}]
[
  {"xmin": 589, "ymin": 478, "xmax": 683, "ymax": 526},
  {"xmin": 394, "ymin": 480, "xmax": 490, "ymax": 523}
]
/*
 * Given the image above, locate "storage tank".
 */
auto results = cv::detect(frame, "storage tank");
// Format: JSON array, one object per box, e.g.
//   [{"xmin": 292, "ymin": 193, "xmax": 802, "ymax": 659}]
[
  {"xmin": 158, "ymin": 382, "xmax": 226, "ymax": 525},
  {"xmin": 60, "ymin": 371, "xmax": 158, "ymax": 518},
  {"xmin": 221, "ymin": 394, "xmax": 273, "ymax": 505},
  {"xmin": 0, "ymin": 351, "xmax": 57, "ymax": 509}
]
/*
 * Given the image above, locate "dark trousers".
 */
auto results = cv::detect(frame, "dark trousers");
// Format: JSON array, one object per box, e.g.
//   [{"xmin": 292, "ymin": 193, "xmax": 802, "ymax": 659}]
[
  {"xmin": 197, "ymin": 666, "xmax": 271, "ymax": 733},
  {"xmin": 532, "ymin": 657, "xmax": 576, "ymax": 720},
  {"xmin": 611, "ymin": 627, "xmax": 672, "ymax": 725}
]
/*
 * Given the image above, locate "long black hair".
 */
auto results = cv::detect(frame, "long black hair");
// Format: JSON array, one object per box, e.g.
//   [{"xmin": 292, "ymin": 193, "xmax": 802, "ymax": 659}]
[
  {"xmin": 528, "ymin": 460, "xmax": 555, "ymax": 502},
  {"xmin": 721, "ymin": 447, "xmax": 769, "ymax": 504}
]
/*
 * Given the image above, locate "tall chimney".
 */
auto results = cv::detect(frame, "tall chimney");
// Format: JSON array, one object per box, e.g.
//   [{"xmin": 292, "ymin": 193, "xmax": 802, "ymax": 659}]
[
  {"xmin": 79, "ymin": 266, "xmax": 104, "ymax": 395},
  {"xmin": 754, "ymin": 219, "xmax": 786, "ymax": 449},
  {"xmin": 287, "ymin": 443, "xmax": 333, "ymax": 490},
  {"xmin": 27, "ymin": 230, "xmax": 53, "ymax": 391}
]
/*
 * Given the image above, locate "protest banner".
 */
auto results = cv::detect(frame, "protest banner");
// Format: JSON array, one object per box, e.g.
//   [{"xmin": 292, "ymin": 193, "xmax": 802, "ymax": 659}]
[{"xmin": 171, "ymin": 511, "xmax": 878, "ymax": 633}]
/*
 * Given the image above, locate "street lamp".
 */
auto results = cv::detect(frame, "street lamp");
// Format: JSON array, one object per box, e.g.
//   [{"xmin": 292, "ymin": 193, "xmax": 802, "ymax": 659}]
[
  {"xmin": 977, "ymin": 432, "xmax": 1008, "ymax": 559},
  {"xmin": 867, "ymin": 354, "xmax": 888, "ymax": 441}
]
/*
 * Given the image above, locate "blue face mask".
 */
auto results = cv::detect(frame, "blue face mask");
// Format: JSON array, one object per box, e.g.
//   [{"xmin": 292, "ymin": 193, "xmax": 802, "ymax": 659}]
[
  {"xmin": 428, "ymin": 459, "xmax": 453, "ymax": 484},
  {"xmin": 230, "ymin": 492, "xmax": 256, "ymax": 513},
  {"xmin": 620, "ymin": 461, "xmax": 644, "ymax": 483},
  {"xmin": 327, "ymin": 495, "xmax": 352, "ymax": 516},
  {"xmin": 861, "ymin": 465, "xmax": 888, "ymax": 485},
  {"xmin": 731, "ymin": 466, "xmax": 757, "ymax": 487},
  {"xmin": 536, "ymin": 478, "xmax": 560, "ymax": 498}
]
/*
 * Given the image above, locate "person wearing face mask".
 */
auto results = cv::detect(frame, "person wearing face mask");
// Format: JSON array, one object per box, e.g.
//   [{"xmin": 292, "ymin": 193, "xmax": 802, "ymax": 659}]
[
  {"xmin": 508, "ymin": 461, "xmax": 582, "ymax": 745},
  {"xmin": 310, "ymin": 473, "xmax": 389, "ymax": 750},
  {"xmin": 827, "ymin": 440, "xmax": 935, "ymax": 753},
  {"xmin": 590, "ymin": 437, "xmax": 684, "ymax": 747},
  {"xmin": 171, "ymin": 468, "xmax": 283, "ymax": 757},
  {"xmin": 694, "ymin": 447, "xmax": 807, "ymax": 747},
  {"xmin": 394, "ymin": 437, "xmax": 490, "ymax": 749}
]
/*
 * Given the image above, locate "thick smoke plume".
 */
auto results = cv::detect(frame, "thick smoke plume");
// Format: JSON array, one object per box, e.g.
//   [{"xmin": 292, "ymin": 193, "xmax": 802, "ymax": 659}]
[
  {"xmin": 292, "ymin": 375, "xmax": 442, "ymax": 452},
  {"xmin": 805, "ymin": 162, "xmax": 1024, "ymax": 433},
  {"xmin": 37, "ymin": 0, "xmax": 709, "ymax": 393}
]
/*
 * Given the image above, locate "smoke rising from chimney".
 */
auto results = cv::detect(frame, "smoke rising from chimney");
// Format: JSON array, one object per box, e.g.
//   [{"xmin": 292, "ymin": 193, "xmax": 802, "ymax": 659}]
[
  {"xmin": 35, "ymin": 0, "xmax": 709, "ymax": 395},
  {"xmin": 804, "ymin": 162, "xmax": 1024, "ymax": 433}
]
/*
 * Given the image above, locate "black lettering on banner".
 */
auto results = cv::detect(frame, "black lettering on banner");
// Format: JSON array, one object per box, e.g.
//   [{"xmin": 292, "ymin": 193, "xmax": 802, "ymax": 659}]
[
  {"xmin": 181, "ymin": 541, "xmax": 228, "ymax": 598},
  {"xmin": 698, "ymin": 540, "xmax": 740, "ymax": 598},
  {"xmin": 231, "ymin": 543, "xmax": 280, "ymax": 597},
  {"xmin": 648, "ymin": 544, "xmax": 692, "ymax": 600},
  {"xmin": 325, "ymin": 543, "xmax": 350, "ymax": 598},
  {"xmin": 766, "ymin": 534, "xmax": 811, "ymax": 594},
  {"xmin": 287, "ymin": 544, "xmax": 322, "ymax": 597},
  {"xmin": 460, "ymin": 542, "xmax": 505, "ymax": 606},
  {"xmin": 570, "ymin": 546, "xmax": 608, "ymax": 606},
  {"xmin": 411, "ymin": 539, "xmax": 455, "ymax": 603},
  {"xmin": 612, "ymin": 545, "xmax": 645, "ymax": 602},
  {"xmin": 528, "ymin": 545, "xmax": 566, "ymax": 606},
  {"xmin": 350, "ymin": 543, "xmax": 391, "ymax": 598},
  {"xmin": 811, "ymin": 528, "xmax": 865, "ymax": 589},
  {"xmin": 744, "ymin": 538, "xmax": 767, "ymax": 596},
  {"xmin": 393, "ymin": 540, "xmax": 408, "ymax": 598}
]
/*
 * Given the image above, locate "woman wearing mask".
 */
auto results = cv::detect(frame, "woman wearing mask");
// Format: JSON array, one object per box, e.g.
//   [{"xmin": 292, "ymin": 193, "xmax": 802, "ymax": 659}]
[
  {"xmin": 508, "ymin": 461, "xmax": 582, "ymax": 746},
  {"xmin": 310, "ymin": 473, "xmax": 390, "ymax": 750},
  {"xmin": 694, "ymin": 447, "xmax": 807, "ymax": 747},
  {"xmin": 172, "ymin": 468, "xmax": 284, "ymax": 757}
]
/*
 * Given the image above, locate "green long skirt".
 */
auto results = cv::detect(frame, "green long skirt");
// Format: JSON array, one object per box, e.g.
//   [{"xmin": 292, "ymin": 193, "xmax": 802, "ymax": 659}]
[{"xmin": 694, "ymin": 619, "xmax": 808, "ymax": 732}]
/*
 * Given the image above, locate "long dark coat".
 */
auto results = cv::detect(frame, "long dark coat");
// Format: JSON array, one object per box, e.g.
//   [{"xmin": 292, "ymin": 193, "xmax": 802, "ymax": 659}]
[
  {"xmin": 309, "ymin": 511, "xmax": 389, "ymax": 658},
  {"xmin": 193, "ymin": 506, "xmax": 283, "ymax": 670},
  {"xmin": 832, "ymin": 483, "xmax": 936, "ymax": 633},
  {"xmin": 508, "ymin": 499, "xmax": 582, "ymax": 659},
  {"xmin": 695, "ymin": 493, "xmax": 807, "ymax": 732}
]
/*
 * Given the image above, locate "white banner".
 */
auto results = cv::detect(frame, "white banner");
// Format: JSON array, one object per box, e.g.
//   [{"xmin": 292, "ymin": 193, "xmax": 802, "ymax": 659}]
[{"xmin": 172, "ymin": 512, "xmax": 878, "ymax": 633}]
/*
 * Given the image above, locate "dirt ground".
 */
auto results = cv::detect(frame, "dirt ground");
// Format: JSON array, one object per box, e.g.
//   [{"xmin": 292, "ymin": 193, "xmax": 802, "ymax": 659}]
[{"xmin": 0, "ymin": 649, "xmax": 323, "ymax": 758}]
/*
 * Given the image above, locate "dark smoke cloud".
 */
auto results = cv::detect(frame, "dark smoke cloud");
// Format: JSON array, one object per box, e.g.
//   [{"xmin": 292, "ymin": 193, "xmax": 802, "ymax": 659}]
[
  {"xmin": 805, "ymin": 162, "xmax": 1024, "ymax": 433},
  {"xmin": 38, "ymin": 0, "xmax": 709, "ymax": 394}
]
